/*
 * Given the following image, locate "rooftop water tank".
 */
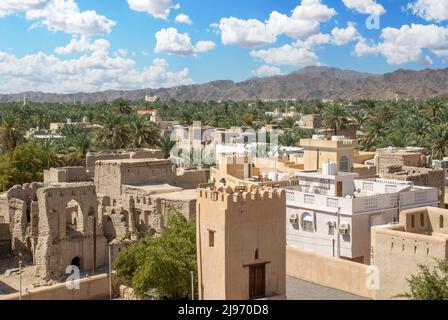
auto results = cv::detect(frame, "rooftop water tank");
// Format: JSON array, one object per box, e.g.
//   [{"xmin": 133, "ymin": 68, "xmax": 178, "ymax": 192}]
[
  {"xmin": 323, "ymin": 161, "xmax": 338, "ymax": 176},
  {"xmin": 312, "ymin": 134, "xmax": 326, "ymax": 140}
]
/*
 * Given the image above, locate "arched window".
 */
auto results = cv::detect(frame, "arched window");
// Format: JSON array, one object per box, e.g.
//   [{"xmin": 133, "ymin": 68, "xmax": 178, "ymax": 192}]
[
  {"xmin": 411, "ymin": 215, "xmax": 415, "ymax": 228},
  {"xmin": 340, "ymin": 156, "xmax": 350, "ymax": 172},
  {"xmin": 66, "ymin": 200, "xmax": 83, "ymax": 232},
  {"xmin": 440, "ymin": 215, "xmax": 445, "ymax": 229},
  {"xmin": 420, "ymin": 213, "xmax": 425, "ymax": 227},
  {"xmin": 302, "ymin": 213, "xmax": 314, "ymax": 232}
]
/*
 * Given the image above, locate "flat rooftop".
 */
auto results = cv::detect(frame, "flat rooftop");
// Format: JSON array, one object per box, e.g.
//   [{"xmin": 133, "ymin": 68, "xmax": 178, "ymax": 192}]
[
  {"xmin": 154, "ymin": 189, "xmax": 197, "ymax": 201},
  {"xmin": 295, "ymin": 171, "xmax": 359, "ymax": 180},
  {"xmin": 123, "ymin": 183, "xmax": 183, "ymax": 195},
  {"xmin": 97, "ymin": 159, "xmax": 171, "ymax": 166}
]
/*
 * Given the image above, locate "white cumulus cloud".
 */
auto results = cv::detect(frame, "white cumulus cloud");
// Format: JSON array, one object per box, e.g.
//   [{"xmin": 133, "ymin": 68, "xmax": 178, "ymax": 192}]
[
  {"xmin": 155, "ymin": 27, "xmax": 215, "ymax": 56},
  {"xmin": 250, "ymin": 44, "xmax": 320, "ymax": 67},
  {"xmin": 407, "ymin": 0, "xmax": 448, "ymax": 22},
  {"xmin": 342, "ymin": 0, "xmax": 385, "ymax": 15},
  {"xmin": 175, "ymin": 13, "xmax": 192, "ymax": 25},
  {"xmin": 331, "ymin": 22, "xmax": 361, "ymax": 45},
  {"xmin": 217, "ymin": 17, "xmax": 276, "ymax": 48},
  {"xmin": 54, "ymin": 36, "xmax": 110, "ymax": 55},
  {"xmin": 0, "ymin": 0, "xmax": 116, "ymax": 35},
  {"xmin": 292, "ymin": 0, "xmax": 337, "ymax": 21},
  {"xmin": 0, "ymin": 38, "xmax": 193, "ymax": 93},
  {"xmin": 354, "ymin": 23, "xmax": 448, "ymax": 65},
  {"xmin": 0, "ymin": 0, "xmax": 49, "ymax": 17},
  {"xmin": 127, "ymin": 0, "xmax": 179, "ymax": 20},
  {"xmin": 215, "ymin": 0, "xmax": 336, "ymax": 48},
  {"xmin": 252, "ymin": 65, "xmax": 283, "ymax": 77}
]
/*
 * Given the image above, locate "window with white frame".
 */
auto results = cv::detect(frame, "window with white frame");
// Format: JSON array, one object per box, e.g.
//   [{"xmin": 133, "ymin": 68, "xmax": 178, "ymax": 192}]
[
  {"xmin": 304, "ymin": 194, "xmax": 315, "ymax": 205},
  {"xmin": 363, "ymin": 182, "xmax": 374, "ymax": 192},
  {"xmin": 327, "ymin": 198, "xmax": 339, "ymax": 208},
  {"xmin": 319, "ymin": 179, "xmax": 331, "ymax": 190},
  {"xmin": 286, "ymin": 192, "xmax": 295, "ymax": 202},
  {"xmin": 302, "ymin": 213, "xmax": 314, "ymax": 232},
  {"xmin": 328, "ymin": 223, "xmax": 335, "ymax": 235}
]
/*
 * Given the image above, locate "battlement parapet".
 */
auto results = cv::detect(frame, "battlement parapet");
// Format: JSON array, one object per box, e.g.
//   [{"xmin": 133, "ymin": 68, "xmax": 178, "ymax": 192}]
[{"xmin": 197, "ymin": 186, "xmax": 285, "ymax": 205}]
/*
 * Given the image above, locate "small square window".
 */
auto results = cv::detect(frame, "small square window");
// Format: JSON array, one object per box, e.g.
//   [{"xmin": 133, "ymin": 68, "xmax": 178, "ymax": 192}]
[{"xmin": 303, "ymin": 221, "xmax": 314, "ymax": 232}]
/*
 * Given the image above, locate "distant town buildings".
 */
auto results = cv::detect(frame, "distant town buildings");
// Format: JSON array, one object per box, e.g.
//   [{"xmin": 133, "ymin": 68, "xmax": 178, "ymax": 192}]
[
  {"xmin": 299, "ymin": 114, "xmax": 322, "ymax": 129},
  {"xmin": 137, "ymin": 109, "xmax": 162, "ymax": 125},
  {"xmin": 144, "ymin": 95, "xmax": 159, "ymax": 103},
  {"xmin": 49, "ymin": 117, "xmax": 97, "ymax": 133}
]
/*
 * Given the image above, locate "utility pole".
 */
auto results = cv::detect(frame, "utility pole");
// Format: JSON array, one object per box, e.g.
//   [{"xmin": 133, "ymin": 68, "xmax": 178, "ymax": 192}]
[
  {"xmin": 91, "ymin": 216, "xmax": 97, "ymax": 276},
  {"xmin": 190, "ymin": 271, "xmax": 195, "ymax": 301},
  {"xmin": 108, "ymin": 244, "xmax": 112, "ymax": 300},
  {"xmin": 19, "ymin": 260, "xmax": 23, "ymax": 300},
  {"xmin": 337, "ymin": 207, "xmax": 341, "ymax": 259}
]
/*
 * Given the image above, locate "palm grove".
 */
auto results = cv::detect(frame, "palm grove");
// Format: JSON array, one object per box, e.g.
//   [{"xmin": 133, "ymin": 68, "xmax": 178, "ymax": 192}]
[
  {"xmin": 1, "ymin": 96, "xmax": 448, "ymax": 191},
  {"xmin": 1, "ymin": 95, "xmax": 448, "ymax": 298}
]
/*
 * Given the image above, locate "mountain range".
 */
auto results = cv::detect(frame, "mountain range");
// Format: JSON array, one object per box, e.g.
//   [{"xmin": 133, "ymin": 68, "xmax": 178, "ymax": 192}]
[{"xmin": 1, "ymin": 66, "xmax": 448, "ymax": 103}]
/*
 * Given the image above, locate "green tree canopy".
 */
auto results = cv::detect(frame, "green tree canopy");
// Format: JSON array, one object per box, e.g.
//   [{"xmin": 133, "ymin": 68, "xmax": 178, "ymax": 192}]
[
  {"xmin": 0, "ymin": 140, "xmax": 61, "ymax": 191},
  {"xmin": 322, "ymin": 104, "xmax": 349, "ymax": 136},
  {"xmin": 93, "ymin": 113, "xmax": 130, "ymax": 150},
  {"xmin": 401, "ymin": 259, "xmax": 448, "ymax": 300},
  {"xmin": 128, "ymin": 115, "xmax": 160, "ymax": 148},
  {"xmin": 158, "ymin": 135, "xmax": 176, "ymax": 159},
  {"xmin": 115, "ymin": 211, "xmax": 197, "ymax": 299}
]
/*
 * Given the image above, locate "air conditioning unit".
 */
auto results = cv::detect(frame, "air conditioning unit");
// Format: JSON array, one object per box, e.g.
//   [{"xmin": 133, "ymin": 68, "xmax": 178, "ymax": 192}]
[
  {"xmin": 339, "ymin": 224, "xmax": 350, "ymax": 235},
  {"xmin": 289, "ymin": 214, "xmax": 298, "ymax": 224}
]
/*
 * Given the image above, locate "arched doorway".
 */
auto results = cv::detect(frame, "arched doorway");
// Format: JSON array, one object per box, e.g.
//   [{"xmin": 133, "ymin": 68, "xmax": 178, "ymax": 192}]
[{"xmin": 71, "ymin": 257, "xmax": 80, "ymax": 268}]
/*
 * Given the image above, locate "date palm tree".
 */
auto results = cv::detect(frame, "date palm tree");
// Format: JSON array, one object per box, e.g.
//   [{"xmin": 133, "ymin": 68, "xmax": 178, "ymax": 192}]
[
  {"xmin": 350, "ymin": 110, "xmax": 368, "ymax": 127},
  {"xmin": 360, "ymin": 119, "xmax": 387, "ymax": 151},
  {"xmin": 128, "ymin": 115, "xmax": 160, "ymax": 148},
  {"xmin": 322, "ymin": 104, "xmax": 349, "ymax": 136},
  {"xmin": 31, "ymin": 109, "xmax": 50, "ymax": 129},
  {"xmin": 378, "ymin": 130, "xmax": 415, "ymax": 149},
  {"xmin": 427, "ymin": 124, "xmax": 448, "ymax": 160},
  {"xmin": 424, "ymin": 98, "xmax": 444, "ymax": 120},
  {"xmin": 158, "ymin": 135, "xmax": 176, "ymax": 159},
  {"xmin": 113, "ymin": 98, "xmax": 133, "ymax": 115},
  {"xmin": 0, "ymin": 111, "xmax": 25, "ymax": 151},
  {"xmin": 93, "ymin": 113, "xmax": 130, "ymax": 150}
]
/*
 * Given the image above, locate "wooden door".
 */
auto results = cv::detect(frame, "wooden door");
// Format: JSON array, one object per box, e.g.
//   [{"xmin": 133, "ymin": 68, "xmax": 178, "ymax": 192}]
[
  {"xmin": 337, "ymin": 181, "xmax": 343, "ymax": 197},
  {"xmin": 249, "ymin": 264, "xmax": 266, "ymax": 299}
]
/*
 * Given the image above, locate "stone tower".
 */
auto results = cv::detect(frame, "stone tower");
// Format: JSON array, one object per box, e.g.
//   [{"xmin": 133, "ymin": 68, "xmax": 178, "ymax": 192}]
[{"xmin": 196, "ymin": 186, "xmax": 286, "ymax": 300}]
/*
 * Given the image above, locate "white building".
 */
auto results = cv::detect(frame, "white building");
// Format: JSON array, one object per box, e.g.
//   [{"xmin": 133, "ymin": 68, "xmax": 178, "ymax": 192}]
[{"xmin": 285, "ymin": 162, "xmax": 439, "ymax": 264}]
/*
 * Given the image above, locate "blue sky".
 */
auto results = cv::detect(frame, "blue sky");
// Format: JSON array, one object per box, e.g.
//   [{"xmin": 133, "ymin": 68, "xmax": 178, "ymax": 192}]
[{"xmin": 0, "ymin": 0, "xmax": 447, "ymax": 93}]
